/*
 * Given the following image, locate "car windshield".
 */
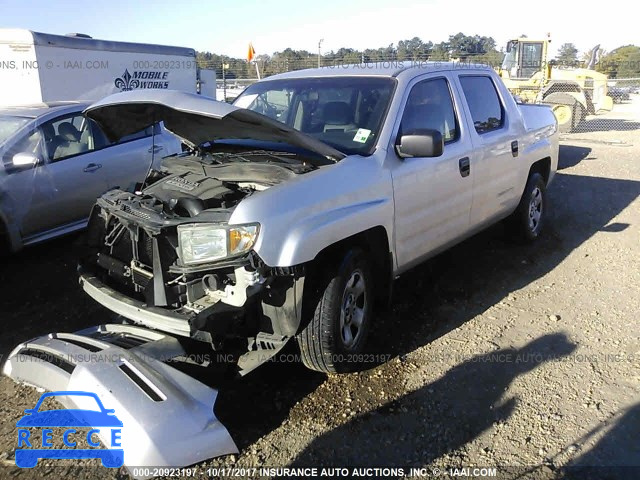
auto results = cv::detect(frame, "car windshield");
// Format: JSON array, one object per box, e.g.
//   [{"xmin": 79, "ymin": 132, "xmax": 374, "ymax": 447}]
[
  {"xmin": 233, "ymin": 76, "xmax": 395, "ymax": 156},
  {"xmin": 0, "ymin": 115, "xmax": 31, "ymax": 146}
]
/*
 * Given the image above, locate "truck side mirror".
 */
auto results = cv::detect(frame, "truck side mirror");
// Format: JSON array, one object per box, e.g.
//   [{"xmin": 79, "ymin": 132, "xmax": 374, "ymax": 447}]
[
  {"xmin": 12, "ymin": 152, "xmax": 41, "ymax": 169},
  {"xmin": 396, "ymin": 129, "xmax": 443, "ymax": 158}
]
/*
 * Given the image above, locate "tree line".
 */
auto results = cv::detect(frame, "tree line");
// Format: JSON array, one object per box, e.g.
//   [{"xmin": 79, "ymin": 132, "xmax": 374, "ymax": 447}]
[
  {"xmin": 556, "ymin": 43, "xmax": 640, "ymax": 78},
  {"xmin": 196, "ymin": 33, "xmax": 640, "ymax": 79}
]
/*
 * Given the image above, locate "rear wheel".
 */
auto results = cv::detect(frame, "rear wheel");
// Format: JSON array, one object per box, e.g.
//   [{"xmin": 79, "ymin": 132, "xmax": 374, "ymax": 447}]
[
  {"xmin": 506, "ymin": 173, "xmax": 547, "ymax": 242},
  {"xmin": 297, "ymin": 248, "xmax": 374, "ymax": 373}
]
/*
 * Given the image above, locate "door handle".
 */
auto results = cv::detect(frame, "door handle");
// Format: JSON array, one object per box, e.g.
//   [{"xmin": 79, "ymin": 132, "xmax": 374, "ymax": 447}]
[
  {"xmin": 511, "ymin": 140, "xmax": 519, "ymax": 157},
  {"xmin": 459, "ymin": 157, "xmax": 470, "ymax": 177},
  {"xmin": 83, "ymin": 163, "xmax": 102, "ymax": 173},
  {"xmin": 148, "ymin": 145, "xmax": 164, "ymax": 154}
]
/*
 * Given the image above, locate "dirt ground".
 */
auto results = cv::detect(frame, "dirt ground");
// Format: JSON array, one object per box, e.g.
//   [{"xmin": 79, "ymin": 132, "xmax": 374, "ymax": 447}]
[{"xmin": 0, "ymin": 97, "xmax": 639, "ymax": 480}]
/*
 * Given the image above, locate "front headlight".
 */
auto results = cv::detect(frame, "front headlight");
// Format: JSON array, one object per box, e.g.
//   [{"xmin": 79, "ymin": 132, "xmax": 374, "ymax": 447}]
[{"xmin": 177, "ymin": 223, "xmax": 259, "ymax": 265}]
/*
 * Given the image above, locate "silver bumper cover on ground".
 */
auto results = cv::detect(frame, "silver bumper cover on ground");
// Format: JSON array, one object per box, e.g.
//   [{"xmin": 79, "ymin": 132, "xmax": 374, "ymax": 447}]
[{"xmin": 2, "ymin": 323, "xmax": 237, "ymax": 477}]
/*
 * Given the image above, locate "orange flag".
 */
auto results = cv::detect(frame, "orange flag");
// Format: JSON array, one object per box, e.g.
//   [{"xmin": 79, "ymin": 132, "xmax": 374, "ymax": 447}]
[{"xmin": 247, "ymin": 42, "xmax": 256, "ymax": 62}]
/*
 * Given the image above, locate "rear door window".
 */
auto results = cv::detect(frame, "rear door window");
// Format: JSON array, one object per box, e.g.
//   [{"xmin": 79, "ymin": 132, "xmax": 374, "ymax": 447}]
[{"xmin": 459, "ymin": 76, "xmax": 505, "ymax": 134}]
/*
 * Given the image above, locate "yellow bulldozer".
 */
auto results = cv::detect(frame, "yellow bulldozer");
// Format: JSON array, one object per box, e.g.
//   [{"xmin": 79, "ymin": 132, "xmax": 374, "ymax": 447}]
[{"xmin": 498, "ymin": 37, "xmax": 613, "ymax": 132}]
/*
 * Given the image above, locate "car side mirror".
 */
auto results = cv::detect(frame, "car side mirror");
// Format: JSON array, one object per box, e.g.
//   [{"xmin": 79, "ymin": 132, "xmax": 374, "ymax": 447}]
[
  {"xmin": 396, "ymin": 129, "xmax": 443, "ymax": 158},
  {"xmin": 12, "ymin": 152, "xmax": 41, "ymax": 169}
]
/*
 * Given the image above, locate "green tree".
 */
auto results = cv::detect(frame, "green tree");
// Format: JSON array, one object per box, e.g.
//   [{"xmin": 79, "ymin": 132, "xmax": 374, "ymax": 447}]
[
  {"xmin": 597, "ymin": 45, "xmax": 640, "ymax": 78},
  {"xmin": 397, "ymin": 37, "xmax": 432, "ymax": 61},
  {"xmin": 556, "ymin": 43, "xmax": 579, "ymax": 66},
  {"xmin": 194, "ymin": 31, "xmax": 508, "ymax": 79},
  {"xmin": 196, "ymin": 51, "xmax": 251, "ymax": 79},
  {"xmin": 446, "ymin": 33, "xmax": 497, "ymax": 59},
  {"xmin": 429, "ymin": 42, "xmax": 450, "ymax": 61}
]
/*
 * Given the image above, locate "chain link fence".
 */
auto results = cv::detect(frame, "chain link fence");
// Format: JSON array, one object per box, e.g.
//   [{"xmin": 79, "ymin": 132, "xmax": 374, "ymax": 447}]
[
  {"xmin": 521, "ymin": 76, "xmax": 640, "ymax": 136},
  {"xmin": 212, "ymin": 60, "xmax": 640, "ymax": 139}
]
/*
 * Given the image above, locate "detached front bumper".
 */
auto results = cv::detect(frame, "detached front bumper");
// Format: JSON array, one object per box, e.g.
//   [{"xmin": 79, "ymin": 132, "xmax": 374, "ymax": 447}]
[
  {"xmin": 79, "ymin": 269, "xmax": 194, "ymax": 337},
  {"xmin": 3, "ymin": 323, "xmax": 238, "ymax": 477}
]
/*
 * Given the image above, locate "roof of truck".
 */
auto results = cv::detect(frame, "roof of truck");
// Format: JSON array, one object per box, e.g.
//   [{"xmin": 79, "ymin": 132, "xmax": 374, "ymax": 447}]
[{"xmin": 264, "ymin": 62, "xmax": 493, "ymax": 81}]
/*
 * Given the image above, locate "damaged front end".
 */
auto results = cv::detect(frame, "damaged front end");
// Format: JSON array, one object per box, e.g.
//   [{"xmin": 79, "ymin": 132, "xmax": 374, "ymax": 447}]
[
  {"xmin": 80, "ymin": 159, "xmax": 306, "ymax": 375},
  {"xmin": 76, "ymin": 89, "xmax": 343, "ymax": 375}
]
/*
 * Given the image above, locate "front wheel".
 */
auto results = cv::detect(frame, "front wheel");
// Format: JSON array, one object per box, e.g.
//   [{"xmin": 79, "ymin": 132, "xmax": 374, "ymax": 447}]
[
  {"xmin": 296, "ymin": 248, "xmax": 374, "ymax": 373},
  {"xmin": 506, "ymin": 173, "xmax": 547, "ymax": 242}
]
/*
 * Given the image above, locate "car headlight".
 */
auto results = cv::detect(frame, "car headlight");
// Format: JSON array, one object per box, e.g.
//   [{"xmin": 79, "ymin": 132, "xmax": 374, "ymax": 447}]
[{"xmin": 177, "ymin": 223, "xmax": 259, "ymax": 265}]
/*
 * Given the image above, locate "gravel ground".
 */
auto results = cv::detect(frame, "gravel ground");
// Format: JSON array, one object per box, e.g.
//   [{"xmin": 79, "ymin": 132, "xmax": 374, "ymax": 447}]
[{"xmin": 0, "ymin": 97, "xmax": 639, "ymax": 480}]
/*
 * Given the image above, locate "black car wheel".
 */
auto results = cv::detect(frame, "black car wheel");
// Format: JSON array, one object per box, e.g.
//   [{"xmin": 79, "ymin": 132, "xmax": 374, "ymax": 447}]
[{"xmin": 297, "ymin": 248, "xmax": 374, "ymax": 373}]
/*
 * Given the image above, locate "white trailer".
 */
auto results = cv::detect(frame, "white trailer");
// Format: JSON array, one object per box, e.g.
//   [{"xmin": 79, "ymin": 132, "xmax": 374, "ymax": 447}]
[{"xmin": 0, "ymin": 29, "xmax": 215, "ymax": 106}]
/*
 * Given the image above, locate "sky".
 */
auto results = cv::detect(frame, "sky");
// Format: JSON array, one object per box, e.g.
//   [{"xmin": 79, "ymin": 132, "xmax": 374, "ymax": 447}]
[{"xmin": 1, "ymin": 0, "xmax": 636, "ymax": 59}]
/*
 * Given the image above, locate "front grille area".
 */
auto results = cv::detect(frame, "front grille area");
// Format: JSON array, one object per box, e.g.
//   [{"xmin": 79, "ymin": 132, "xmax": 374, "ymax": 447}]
[
  {"xmin": 131, "ymin": 265, "xmax": 153, "ymax": 290},
  {"xmin": 94, "ymin": 213, "xmax": 184, "ymax": 307},
  {"xmin": 123, "ymin": 204, "xmax": 151, "ymax": 220},
  {"xmin": 108, "ymin": 221, "xmax": 134, "ymax": 265},
  {"xmin": 138, "ymin": 230, "xmax": 154, "ymax": 267}
]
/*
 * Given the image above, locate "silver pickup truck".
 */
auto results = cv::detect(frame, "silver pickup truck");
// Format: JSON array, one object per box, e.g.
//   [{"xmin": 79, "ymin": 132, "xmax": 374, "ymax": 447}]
[{"xmin": 78, "ymin": 63, "xmax": 559, "ymax": 375}]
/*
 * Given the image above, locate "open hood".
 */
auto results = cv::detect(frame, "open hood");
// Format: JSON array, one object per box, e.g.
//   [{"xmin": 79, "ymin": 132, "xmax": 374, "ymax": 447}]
[{"xmin": 84, "ymin": 90, "xmax": 345, "ymax": 161}]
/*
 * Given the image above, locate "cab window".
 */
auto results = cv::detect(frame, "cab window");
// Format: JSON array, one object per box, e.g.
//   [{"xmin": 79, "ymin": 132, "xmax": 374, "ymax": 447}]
[
  {"xmin": 399, "ymin": 78, "xmax": 459, "ymax": 144},
  {"xmin": 459, "ymin": 76, "xmax": 505, "ymax": 134}
]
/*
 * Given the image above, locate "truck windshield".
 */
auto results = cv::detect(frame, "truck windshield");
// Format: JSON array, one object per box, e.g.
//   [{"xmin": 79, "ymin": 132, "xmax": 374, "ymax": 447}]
[
  {"xmin": 234, "ymin": 77, "xmax": 395, "ymax": 156},
  {"xmin": 0, "ymin": 115, "xmax": 31, "ymax": 146}
]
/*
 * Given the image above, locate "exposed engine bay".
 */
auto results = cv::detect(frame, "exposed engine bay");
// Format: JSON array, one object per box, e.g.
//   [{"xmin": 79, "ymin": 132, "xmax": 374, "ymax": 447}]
[{"xmin": 80, "ymin": 149, "xmax": 313, "ymax": 374}]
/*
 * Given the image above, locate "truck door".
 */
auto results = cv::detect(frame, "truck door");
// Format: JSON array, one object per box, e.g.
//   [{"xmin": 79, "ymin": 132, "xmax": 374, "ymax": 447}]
[
  {"xmin": 390, "ymin": 75, "xmax": 474, "ymax": 271},
  {"xmin": 455, "ymin": 75, "xmax": 521, "ymax": 230}
]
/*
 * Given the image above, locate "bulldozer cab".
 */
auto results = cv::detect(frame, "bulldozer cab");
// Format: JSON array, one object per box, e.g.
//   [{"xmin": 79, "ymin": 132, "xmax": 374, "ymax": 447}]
[
  {"xmin": 499, "ymin": 37, "xmax": 613, "ymax": 133},
  {"xmin": 502, "ymin": 39, "xmax": 548, "ymax": 80}
]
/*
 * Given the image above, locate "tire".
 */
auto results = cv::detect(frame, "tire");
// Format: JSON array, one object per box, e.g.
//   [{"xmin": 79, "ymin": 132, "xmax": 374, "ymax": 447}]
[
  {"xmin": 506, "ymin": 173, "xmax": 547, "ymax": 243},
  {"xmin": 572, "ymin": 103, "xmax": 586, "ymax": 132},
  {"xmin": 544, "ymin": 92, "xmax": 578, "ymax": 133},
  {"xmin": 297, "ymin": 248, "xmax": 374, "ymax": 373}
]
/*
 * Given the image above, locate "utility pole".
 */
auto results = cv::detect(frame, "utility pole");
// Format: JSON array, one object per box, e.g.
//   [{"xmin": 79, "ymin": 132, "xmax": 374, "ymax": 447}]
[
  {"xmin": 318, "ymin": 38, "xmax": 324, "ymax": 68},
  {"xmin": 221, "ymin": 58, "xmax": 229, "ymax": 102}
]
